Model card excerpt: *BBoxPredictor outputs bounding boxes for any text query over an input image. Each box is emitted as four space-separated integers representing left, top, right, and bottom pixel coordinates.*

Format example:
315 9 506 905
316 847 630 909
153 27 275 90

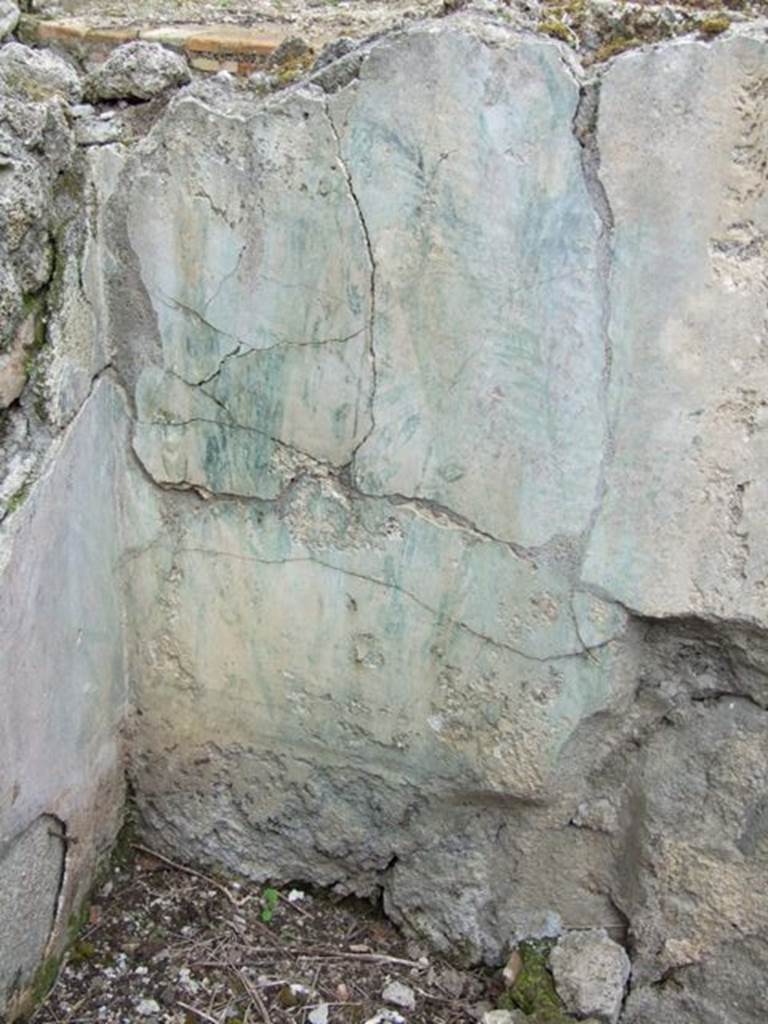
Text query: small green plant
260 887 279 924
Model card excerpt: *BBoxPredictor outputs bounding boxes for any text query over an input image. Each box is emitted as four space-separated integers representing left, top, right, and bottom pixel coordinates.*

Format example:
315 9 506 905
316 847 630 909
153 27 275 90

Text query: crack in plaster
195 324 368 389
192 187 237 230
323 98 378 463
154 286 368 389
361 490 543 567
134 413 337 469
572 75 617 540
202 241 247 312
567 74 623 648
165 543 608 664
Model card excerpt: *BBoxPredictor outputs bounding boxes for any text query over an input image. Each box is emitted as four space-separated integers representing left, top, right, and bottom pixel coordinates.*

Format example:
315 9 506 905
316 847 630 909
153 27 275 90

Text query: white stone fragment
550 929 630 1024
308 1004 330 1024
382 981 416 1011
482 1012 525 1024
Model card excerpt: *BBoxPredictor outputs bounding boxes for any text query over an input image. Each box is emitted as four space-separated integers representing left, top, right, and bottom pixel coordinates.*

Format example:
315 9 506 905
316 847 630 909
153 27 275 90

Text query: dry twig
132 843 255 909
177 1000 221 1024
297 951 425 968
236 968 274 1024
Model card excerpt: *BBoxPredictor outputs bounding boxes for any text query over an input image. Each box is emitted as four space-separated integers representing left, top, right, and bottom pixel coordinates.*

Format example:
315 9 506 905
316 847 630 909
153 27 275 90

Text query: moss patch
30 953 63 1006
274 51 315 86
6 481 31 515
700 15 731 33
592 35 642 62
498 940 570 1023
69 939 97 964
538 19 575 44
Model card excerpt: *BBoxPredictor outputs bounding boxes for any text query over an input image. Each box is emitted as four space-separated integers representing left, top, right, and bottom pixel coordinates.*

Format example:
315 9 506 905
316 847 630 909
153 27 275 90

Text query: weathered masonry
1 10 767 1022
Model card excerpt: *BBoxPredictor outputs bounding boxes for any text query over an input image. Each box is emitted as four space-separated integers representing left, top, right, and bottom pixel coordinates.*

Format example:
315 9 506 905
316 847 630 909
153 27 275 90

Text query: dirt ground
31 844 500 1024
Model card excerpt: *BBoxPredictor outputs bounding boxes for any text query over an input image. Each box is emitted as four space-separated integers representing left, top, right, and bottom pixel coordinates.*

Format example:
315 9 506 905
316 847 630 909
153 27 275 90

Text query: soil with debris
31 845 500 1024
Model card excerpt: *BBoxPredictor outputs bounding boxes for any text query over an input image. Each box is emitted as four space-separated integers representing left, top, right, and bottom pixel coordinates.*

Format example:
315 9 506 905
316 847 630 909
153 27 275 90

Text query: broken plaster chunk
550 929 631 1024
85 41 190 102
382 980 416 1010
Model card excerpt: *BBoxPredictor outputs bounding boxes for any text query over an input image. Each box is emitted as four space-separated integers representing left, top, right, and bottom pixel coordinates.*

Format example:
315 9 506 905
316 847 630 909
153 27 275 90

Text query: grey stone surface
339 23 606 547
0 1 18 41
582 31 768 626
613 695 768 980
0 263 21 353
0 67 73 349
0 312 34 409
85 41 190 102
0 381 127 1017
621 934 768 1024
0 816 65 1006
0 43 81 103
551 929 630 1023
0 77 114 523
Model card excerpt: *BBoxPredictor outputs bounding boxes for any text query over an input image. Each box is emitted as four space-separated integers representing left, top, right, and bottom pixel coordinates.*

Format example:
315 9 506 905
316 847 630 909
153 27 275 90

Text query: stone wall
0 380 127 1017
1 8 767 1022
0 30 128 1016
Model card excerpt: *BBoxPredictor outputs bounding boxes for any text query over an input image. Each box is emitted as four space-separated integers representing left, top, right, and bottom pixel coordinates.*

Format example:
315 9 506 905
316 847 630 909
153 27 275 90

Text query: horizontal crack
135 414 339 470
168 544 593 664
361 490 542 566
154 292 367 387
